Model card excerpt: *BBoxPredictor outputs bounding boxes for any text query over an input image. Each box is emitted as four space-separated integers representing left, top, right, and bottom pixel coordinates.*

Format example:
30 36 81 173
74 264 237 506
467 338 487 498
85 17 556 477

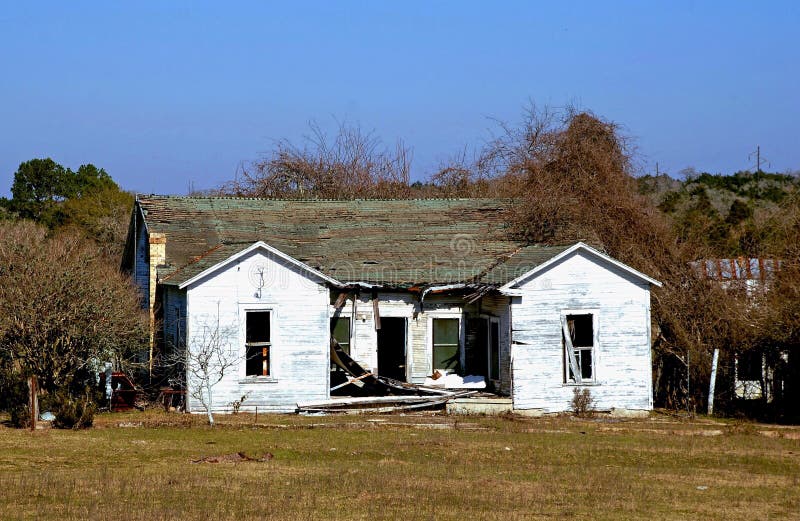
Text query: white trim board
178 241 344 290
499 242 662 292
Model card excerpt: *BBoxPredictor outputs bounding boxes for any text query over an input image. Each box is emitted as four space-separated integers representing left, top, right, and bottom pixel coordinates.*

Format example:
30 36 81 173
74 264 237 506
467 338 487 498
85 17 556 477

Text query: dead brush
570 387 596 418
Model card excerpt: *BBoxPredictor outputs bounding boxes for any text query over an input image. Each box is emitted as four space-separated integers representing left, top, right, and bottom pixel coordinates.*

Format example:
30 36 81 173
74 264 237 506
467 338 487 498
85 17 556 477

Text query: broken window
331 317 351 355
433 318 460 372
245 311 271 376
563 313 594 384
489 319 500 380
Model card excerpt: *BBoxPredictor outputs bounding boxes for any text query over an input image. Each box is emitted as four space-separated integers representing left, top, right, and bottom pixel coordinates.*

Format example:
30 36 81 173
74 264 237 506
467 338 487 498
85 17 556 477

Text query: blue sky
1 1 798 196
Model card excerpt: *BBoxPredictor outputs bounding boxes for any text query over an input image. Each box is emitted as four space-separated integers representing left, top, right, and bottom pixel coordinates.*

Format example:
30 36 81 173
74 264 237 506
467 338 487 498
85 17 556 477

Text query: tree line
0 159 147 428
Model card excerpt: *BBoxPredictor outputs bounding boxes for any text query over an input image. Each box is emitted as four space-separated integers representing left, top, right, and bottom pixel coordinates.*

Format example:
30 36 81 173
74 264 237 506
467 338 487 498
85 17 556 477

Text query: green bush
52 392 95 429
3 378 32 428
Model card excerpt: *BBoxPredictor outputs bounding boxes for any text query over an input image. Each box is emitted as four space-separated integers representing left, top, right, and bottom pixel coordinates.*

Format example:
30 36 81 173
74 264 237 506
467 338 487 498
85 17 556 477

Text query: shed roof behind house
136 195 573 287
690 258 782 282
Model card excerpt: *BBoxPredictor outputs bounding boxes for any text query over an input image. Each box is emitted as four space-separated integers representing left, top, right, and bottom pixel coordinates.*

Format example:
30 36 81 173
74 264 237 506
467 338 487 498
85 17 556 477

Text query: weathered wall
510 250 653 412
161 285 187 357
133 211 149 309
185 247 330 413
475 294 512 395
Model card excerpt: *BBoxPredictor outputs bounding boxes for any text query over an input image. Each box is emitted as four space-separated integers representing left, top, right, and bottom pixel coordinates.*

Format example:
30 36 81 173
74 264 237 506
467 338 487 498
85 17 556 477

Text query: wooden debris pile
297 340 476 414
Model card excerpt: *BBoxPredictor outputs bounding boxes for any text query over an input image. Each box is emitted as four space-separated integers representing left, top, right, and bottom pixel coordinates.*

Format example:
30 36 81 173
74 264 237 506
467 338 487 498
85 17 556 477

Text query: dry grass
0 411 798 520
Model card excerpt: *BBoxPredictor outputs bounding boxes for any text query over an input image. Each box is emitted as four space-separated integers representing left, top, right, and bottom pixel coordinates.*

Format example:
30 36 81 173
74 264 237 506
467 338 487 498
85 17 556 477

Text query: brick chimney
148 232 166 376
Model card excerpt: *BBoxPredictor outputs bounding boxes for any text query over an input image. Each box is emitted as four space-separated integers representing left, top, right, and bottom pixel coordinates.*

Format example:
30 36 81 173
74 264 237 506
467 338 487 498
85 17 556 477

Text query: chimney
148 232 166 377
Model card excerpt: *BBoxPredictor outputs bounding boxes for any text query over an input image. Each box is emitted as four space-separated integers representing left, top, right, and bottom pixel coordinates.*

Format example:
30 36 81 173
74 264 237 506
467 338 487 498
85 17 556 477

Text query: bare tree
0 221 148 395
165 303 239 427
480 104 761 412
226 120 413 199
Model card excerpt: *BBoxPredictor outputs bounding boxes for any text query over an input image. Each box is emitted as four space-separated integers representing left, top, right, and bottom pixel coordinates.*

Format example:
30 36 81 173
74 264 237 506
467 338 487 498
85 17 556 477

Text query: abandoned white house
122 196 661 414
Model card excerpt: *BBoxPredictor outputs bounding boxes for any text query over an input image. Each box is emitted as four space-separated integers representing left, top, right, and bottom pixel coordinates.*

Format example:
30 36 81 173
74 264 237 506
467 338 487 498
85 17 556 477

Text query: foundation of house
446 397 513 415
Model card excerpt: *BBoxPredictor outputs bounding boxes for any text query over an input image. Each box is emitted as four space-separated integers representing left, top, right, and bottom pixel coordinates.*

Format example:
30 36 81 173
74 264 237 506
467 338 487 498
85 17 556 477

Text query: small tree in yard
173 306 239 427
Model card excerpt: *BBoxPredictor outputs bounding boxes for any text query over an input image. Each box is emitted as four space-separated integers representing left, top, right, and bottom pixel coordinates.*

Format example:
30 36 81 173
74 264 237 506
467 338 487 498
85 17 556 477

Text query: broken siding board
372 292 381 330
510 250 653 412
184 248 330 413
409 314 428 383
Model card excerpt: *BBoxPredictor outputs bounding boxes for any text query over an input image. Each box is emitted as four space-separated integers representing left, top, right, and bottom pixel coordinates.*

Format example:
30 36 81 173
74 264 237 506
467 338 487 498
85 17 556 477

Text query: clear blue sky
1 1 798 196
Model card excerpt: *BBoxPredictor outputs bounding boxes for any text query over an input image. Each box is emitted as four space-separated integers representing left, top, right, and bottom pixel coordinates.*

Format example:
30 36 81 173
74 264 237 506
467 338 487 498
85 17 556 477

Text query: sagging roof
135 195 574 288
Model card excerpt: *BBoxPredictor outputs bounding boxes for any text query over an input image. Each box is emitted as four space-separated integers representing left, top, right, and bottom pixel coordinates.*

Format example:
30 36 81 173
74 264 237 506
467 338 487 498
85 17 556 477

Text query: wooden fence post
708 348 719 416
28 376 38 431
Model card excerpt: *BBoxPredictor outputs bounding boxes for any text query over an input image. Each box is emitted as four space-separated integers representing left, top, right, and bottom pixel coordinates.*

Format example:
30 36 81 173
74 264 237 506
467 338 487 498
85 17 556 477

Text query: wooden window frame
561 310 598 385
240 306 277 380
330 316 352 355
431 316 462 374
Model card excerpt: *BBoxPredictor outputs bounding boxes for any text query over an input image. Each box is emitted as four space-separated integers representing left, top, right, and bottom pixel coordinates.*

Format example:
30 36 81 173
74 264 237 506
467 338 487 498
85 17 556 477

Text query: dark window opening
465 318 488 376
246 311 271 376
564 314 594 383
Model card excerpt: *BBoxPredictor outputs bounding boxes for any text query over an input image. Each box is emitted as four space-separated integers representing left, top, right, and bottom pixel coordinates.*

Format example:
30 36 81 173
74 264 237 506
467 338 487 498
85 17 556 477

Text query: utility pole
749 145 770 173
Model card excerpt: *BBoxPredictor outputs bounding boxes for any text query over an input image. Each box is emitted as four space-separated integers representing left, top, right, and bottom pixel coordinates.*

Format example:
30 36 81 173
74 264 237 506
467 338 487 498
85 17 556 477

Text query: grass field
0 411 798 520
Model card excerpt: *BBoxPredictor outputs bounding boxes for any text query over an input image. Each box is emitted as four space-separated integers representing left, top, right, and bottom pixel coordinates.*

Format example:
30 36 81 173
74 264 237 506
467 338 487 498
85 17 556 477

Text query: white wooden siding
185 247 330 413
510 249 653 412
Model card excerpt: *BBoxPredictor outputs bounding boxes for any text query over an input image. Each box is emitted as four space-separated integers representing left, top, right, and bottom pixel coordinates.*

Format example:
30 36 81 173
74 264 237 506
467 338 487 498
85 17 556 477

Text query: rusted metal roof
690 258 782 282
137 195 570 288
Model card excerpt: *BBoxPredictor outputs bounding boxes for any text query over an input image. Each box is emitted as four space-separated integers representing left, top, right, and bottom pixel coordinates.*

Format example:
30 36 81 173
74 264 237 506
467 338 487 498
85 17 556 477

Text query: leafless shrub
570 387 595 418
0 221 148 394
230 393 250 414
226 121 412 199
160 305 239 427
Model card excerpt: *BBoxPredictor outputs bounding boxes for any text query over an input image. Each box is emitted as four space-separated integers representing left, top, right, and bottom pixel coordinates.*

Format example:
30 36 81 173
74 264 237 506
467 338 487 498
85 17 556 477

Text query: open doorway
465 316 500 386
377 317 407 381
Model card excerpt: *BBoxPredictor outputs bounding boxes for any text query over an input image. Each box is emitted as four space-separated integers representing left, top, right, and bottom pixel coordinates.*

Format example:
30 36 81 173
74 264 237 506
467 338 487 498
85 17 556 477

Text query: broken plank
372 291 381 330
334 292 349 309
330 372 374 391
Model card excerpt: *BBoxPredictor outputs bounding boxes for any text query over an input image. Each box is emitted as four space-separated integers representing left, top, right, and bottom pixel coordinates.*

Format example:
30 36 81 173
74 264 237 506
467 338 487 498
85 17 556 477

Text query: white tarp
423 374 486 389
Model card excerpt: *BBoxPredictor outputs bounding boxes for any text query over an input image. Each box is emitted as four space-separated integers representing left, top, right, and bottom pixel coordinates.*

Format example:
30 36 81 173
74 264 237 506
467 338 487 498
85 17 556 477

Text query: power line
748 145 771 173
